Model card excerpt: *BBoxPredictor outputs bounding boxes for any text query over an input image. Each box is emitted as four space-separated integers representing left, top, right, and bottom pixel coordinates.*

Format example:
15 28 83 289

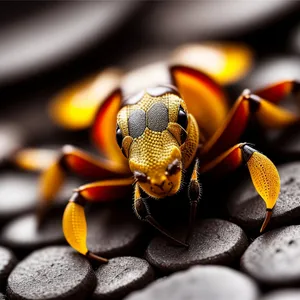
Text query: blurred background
0 0 300 161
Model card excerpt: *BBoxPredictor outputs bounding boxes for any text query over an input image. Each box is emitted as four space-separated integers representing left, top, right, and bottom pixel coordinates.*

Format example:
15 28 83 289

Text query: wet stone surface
125 265 259 300
266 124 300 161
145 219 248 273
261 289 300 300
241 225 300 286
228 162 300 233
0 212 65 256
0 246 17 292
0 173 38 224
87 206 145 258
0 293 5 300
92 256 154 300
7 246 96 300
0 124 25 166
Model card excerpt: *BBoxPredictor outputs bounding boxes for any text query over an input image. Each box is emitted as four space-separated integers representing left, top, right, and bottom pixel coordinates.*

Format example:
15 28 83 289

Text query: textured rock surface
7 246 96 300
228 163 300 232
92 256 154 300
145 219 248 272
0 213 65 254
87 207 145 258
0 247 17 292
125 265 259 300
0 173 38 223
241 225 300 286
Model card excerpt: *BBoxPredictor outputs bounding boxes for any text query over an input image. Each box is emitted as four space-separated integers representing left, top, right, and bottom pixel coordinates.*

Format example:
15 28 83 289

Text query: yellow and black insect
14 64 300 263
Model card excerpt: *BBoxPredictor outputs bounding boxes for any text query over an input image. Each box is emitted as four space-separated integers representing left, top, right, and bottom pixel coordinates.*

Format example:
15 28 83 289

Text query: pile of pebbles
1 160 300 299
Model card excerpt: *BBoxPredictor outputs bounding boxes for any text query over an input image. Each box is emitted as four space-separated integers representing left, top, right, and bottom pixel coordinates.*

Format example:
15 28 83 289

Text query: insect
14 64 299 263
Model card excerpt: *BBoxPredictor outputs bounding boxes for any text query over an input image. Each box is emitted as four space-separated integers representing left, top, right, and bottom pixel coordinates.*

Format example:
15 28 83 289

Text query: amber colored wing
170 65 229 139
91 88 128 169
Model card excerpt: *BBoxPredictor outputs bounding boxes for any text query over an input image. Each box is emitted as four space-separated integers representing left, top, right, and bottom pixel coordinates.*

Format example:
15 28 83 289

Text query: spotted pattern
128 109 146 139
148 102 169 132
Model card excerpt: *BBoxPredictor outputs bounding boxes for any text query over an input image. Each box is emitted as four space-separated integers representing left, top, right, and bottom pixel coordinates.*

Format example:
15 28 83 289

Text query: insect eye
116 125 123 148
177 106 188 130
134 171 148 183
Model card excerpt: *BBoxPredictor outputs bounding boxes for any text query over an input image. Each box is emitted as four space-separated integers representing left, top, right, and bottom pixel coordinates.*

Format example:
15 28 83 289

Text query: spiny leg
200 87 299 162
16 145 130 225
201 143 280 232
254 80 300 104
186 158 201 243
133 183 188 247
63 178 133 262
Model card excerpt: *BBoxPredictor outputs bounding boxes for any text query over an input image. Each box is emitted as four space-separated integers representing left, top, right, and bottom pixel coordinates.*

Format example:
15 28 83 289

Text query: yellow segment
14 148 58 171
49 68 122 130
63 202 88 255
39 162 65 202
171 42 253 84
256 100 298 129
247 152 280 210
173 69 228 138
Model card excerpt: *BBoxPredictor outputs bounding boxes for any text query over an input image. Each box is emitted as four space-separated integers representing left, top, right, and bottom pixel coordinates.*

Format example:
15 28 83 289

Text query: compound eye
116 125 123 148
178 106 188 130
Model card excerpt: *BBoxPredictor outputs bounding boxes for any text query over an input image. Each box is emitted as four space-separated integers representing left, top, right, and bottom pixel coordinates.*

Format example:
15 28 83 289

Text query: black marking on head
128 109 146 138
147 102 169 132
146 84 180 97
116 125 123 148
177 105 188 130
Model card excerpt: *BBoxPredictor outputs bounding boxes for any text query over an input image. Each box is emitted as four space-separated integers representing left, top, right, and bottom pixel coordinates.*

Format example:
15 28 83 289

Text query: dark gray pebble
7 246 96 300
0 173 38 224
87 207 145 258
92 257 154 300
0 293 6 300
261 289 300 300
241 225 300 286
0 212 65 255
267 124 300 160
145 219 248 273
228 162 300 232
0 246 17 292
0 124 25 166
125 265 259 300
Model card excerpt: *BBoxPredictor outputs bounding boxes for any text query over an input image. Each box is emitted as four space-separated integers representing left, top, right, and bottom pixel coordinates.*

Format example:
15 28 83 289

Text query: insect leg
63 178 133 262
201 143 280 233
133 184 188 248
186 158 201 243
13 145 130 226
199 83 300 162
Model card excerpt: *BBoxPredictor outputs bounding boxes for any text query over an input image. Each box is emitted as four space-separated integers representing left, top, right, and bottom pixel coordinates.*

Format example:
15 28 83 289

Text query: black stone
241 225 300 286
92 257 154 300
7 246 96 300
147 102 168 132
145 219 248 273
87 206 145 258
0 173 38 224
0 246 17 292
124 265 259 300
0 212 65 256
261 289 300 300
0 293 6 300
228 162 300 232
266 124 300 161
0 124 25 166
